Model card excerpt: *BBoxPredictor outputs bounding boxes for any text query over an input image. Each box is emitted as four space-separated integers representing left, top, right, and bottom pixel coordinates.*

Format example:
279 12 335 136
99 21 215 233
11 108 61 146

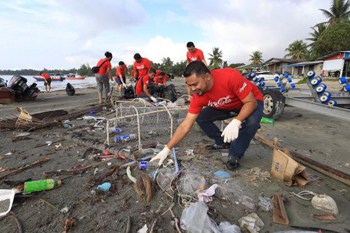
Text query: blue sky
0 0 331 70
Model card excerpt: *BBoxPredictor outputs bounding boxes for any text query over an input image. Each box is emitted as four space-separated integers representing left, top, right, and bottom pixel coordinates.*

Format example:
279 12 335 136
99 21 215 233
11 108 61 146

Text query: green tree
208 47 223 69
171 60 186 77
249 51 263 66
284 40 309 60
313 21 350 57
160 57 174 73
307 23 327 49
320 0 350 25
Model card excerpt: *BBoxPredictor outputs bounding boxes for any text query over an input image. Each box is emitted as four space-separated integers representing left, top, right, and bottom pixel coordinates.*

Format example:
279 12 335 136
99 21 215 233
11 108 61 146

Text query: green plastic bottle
261 117 275 124
24 179 62 194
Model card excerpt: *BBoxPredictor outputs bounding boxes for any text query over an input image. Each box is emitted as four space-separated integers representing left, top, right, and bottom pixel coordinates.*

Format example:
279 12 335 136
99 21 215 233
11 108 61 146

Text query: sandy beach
0 78 349 232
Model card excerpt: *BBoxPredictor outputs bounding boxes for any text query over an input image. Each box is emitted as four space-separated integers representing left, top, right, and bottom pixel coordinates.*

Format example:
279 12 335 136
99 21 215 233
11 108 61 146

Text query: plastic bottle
139 161 159 170
115 134 137 142
108 127 123 134
198 176 206 190
261 117 275 124
24 179 62 194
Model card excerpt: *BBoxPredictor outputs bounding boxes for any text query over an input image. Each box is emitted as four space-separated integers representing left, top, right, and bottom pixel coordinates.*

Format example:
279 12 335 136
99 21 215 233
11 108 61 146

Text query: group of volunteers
94 41 264 171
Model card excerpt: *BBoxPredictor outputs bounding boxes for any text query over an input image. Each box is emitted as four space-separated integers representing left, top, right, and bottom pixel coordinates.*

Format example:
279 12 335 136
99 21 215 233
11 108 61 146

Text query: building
318 51 350 78
283 60 323 77
262 58 296 74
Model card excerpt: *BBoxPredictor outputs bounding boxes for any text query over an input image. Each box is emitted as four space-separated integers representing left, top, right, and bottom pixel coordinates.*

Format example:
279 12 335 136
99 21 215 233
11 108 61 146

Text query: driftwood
254 133 350 186
0 158 49 181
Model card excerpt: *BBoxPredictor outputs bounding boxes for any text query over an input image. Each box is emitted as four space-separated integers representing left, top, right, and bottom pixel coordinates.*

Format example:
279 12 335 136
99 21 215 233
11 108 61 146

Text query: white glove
150 96 158 103
221 119 242 143
123 83 127 88
150 146 171 165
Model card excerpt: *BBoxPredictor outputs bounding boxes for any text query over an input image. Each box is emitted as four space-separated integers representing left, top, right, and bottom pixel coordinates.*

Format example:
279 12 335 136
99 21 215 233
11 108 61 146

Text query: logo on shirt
190 57 198 61
239 82 247 93
136 65 145 69
208 96 232 108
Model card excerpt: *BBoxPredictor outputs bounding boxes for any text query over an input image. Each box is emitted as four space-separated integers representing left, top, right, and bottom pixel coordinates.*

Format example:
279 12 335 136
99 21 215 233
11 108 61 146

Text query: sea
1 75 97 92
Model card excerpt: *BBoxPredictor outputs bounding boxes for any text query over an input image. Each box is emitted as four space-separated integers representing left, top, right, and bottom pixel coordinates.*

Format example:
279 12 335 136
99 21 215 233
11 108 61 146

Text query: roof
317 51 350 60
283 60 323 68
262 58 296 66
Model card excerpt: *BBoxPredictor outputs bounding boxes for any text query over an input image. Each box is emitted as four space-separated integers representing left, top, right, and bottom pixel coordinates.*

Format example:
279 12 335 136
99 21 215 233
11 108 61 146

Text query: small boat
33 74 65 81
64 73 85 80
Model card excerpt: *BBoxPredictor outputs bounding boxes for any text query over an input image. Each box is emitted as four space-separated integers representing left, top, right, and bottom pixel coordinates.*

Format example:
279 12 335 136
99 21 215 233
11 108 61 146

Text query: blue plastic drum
320 91 332 103
344 84 350 92
274 76 279 82
280 87 285 92
315 83 327 93
277 82 282 87
327 100 337 107
307 70 315 78
310 77 322 86
287 77 293 83
338 77 347 84
290 83 296 89
259 81 266 87
253 77 259 82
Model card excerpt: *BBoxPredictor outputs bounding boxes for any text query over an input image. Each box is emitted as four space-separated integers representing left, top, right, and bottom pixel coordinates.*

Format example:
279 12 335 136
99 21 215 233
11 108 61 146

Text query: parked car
256 71 279 81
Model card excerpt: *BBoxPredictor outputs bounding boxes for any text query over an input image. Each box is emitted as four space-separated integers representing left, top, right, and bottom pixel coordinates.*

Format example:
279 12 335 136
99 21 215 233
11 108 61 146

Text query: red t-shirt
96 58 111 75
188 68 263 114
154 76 166 85
186 48 205 63
135 75 152 95
41 73 51 80
116 64 127 76
133 58 152 78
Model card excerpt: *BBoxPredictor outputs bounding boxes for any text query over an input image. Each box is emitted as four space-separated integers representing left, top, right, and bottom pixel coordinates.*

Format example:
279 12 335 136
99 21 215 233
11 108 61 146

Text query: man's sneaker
226 158 240 170
207 143 230 151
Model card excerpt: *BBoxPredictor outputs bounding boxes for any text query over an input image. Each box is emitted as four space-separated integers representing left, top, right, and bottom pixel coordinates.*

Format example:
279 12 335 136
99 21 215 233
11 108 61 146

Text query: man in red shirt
133 53 152 81
154 71 167 98
186 42 208 101
39 72 52 92
135 68 158 103
115 61 128 96
95 51 113 104
151 61 264 170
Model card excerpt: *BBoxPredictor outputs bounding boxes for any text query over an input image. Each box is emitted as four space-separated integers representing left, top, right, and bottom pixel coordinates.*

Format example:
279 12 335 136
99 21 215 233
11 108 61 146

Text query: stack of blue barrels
306 70 336 106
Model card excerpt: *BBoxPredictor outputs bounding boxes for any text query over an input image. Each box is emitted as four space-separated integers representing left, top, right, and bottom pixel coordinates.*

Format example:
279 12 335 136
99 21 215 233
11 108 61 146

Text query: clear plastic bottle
108 127 123 134
139 161 159 170
198 176 206 190
115 134 137 142
24 179 62 194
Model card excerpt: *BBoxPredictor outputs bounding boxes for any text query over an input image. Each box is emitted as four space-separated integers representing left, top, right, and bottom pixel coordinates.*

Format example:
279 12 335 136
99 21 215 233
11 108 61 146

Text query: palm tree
249 51 263 66
208 47 223 69
307 23 327 48
320 0 350 25
284 40 309 60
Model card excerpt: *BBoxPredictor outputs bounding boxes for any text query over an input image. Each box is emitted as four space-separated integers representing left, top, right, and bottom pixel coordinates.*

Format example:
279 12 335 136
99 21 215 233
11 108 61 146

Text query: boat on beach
33 74 65 81
64 73 85 80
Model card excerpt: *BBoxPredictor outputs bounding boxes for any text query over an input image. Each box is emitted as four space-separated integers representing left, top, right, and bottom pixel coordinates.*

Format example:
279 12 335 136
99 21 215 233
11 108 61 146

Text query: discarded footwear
207 143 230 151
226 158 240 170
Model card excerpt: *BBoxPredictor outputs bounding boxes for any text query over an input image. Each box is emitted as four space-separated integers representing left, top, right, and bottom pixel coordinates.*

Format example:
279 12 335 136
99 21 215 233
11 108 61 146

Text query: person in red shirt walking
185 42 208 101
115 61 128 96
151 61 263 170
133 53 152 81
94 51 113 104
39 72 52 92
135 68 158 103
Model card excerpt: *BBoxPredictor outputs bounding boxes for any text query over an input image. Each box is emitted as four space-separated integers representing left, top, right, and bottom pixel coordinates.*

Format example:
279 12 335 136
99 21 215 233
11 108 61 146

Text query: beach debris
96 182 111 192
135 174 154 204
61 206 70 213
0 158 49 181
313 214 336 221
311 194 338 215
24 179 62 194
14 132 31 138
46 141 52 146
62 120 73 128
272 194 289 225
64 218 77 233
219 221 241 233
126 166 137 183
245 167 271 183
0 167 9 172
197 184 218 203
257 196 272 212
213 170 231 179
82 115 106 121
5 152 12 156
238 212 264 233
137 224 148 233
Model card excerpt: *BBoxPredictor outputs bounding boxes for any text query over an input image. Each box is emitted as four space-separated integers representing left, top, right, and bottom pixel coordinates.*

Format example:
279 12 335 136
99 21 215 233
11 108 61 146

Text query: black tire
262 89 285 119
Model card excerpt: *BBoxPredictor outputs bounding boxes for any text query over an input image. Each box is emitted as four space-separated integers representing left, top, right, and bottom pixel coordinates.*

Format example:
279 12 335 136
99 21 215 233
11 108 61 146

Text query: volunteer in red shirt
40 72 52 92
135 68 158 103
185 41 208 101
94 51 113 104
115 61 128 96
151 61 264 170
133 53 152 80
154 71 167 98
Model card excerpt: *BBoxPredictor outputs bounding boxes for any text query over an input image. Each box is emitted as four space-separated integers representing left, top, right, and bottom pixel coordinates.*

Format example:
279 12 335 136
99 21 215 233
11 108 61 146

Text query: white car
256 71 279 81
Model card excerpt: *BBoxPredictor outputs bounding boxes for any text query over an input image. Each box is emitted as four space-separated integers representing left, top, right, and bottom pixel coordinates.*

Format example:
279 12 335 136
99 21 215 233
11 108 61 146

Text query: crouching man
151 61 263 170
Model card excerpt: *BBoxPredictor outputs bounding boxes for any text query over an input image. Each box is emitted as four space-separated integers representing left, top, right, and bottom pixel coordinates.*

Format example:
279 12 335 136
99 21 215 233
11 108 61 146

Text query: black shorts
44 78 52 86
116 76 126 85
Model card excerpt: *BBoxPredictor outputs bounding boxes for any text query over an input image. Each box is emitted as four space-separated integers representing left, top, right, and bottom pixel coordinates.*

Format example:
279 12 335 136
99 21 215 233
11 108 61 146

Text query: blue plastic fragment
97 182 111 191
213 170 231 179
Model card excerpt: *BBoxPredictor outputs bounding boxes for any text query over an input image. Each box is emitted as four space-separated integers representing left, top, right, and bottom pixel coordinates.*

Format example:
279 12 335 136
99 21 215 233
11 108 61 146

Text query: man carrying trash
151 61 263 170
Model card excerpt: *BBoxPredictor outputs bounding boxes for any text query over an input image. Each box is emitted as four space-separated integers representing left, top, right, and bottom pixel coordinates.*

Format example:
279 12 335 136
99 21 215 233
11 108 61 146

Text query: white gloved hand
150 96 158 103
221 119 242 143
123 83 127 88
150 146 171 165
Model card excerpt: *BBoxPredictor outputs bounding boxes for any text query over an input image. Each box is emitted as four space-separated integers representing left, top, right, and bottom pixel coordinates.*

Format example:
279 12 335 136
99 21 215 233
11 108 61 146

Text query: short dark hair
105 51 112 58
186 41 195 47
134 53 142 60
149 68 156 74
119 61 125 65
183 60 210 78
